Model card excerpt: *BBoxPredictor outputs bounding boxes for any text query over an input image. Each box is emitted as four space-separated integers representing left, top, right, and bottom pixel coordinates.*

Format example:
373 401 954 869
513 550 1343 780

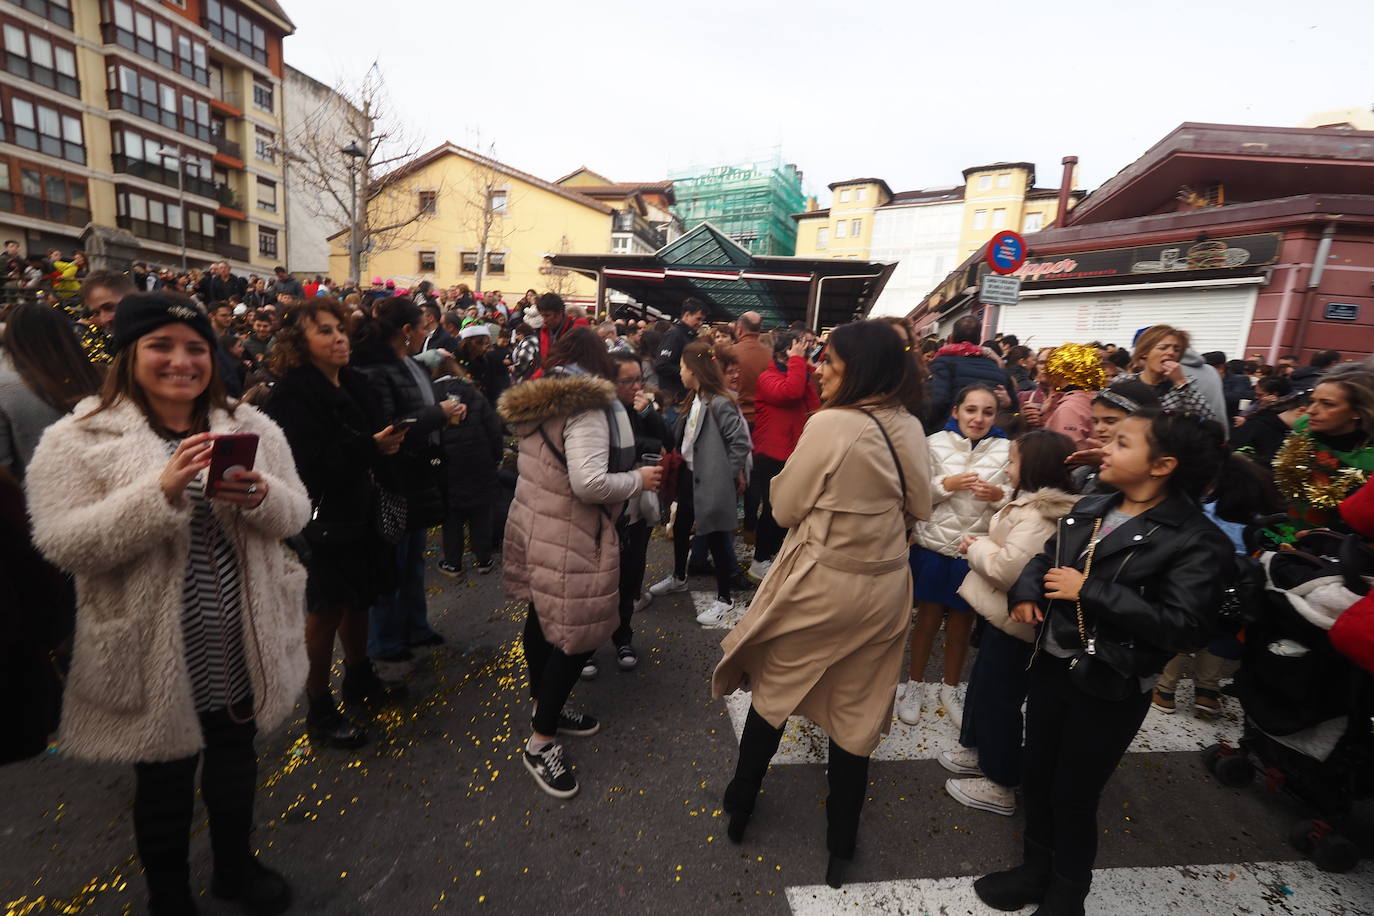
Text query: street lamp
156 145 197 273
341 140 366 286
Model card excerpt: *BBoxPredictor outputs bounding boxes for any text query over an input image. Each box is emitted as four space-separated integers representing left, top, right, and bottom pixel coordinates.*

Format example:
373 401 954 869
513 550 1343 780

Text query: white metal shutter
998 283 1259 356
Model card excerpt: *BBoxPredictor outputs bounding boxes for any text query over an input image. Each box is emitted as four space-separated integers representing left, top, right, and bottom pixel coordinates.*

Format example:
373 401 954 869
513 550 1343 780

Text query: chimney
1055 156 1078 228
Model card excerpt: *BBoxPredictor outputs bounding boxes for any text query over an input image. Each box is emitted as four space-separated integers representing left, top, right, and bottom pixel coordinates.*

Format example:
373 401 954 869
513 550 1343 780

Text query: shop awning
546 222 895 330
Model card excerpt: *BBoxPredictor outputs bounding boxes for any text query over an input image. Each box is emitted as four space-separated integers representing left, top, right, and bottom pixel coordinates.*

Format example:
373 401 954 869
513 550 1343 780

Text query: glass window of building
850 218 862 236
418 189 436 213
856 187 866 201
996 173 1011 188
205 0 268 65
5 0 72 28
489 189 507 212
259 226 277 258
978 175 992 191
835 220 847 239
972 209 988 229
418 250 436 272
2 20 80 96
460 250 478 273
254 126 273 162
487 251 506 274
838 189 850 203
816 227 828 249
1023 211 1043 232
255 176 276 212
252 79 272 112
992 208 1006 229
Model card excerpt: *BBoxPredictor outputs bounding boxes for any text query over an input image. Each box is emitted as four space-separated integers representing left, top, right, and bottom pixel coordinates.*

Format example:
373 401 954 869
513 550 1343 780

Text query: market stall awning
546 223 895 329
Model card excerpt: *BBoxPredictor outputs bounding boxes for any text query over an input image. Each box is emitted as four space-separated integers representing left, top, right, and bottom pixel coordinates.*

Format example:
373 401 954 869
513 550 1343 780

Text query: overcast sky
283 0 1373 204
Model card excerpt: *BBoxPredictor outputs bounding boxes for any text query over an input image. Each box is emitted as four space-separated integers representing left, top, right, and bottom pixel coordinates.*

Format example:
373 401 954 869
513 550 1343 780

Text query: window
838 189 850 203
418 189 436 213
255 176 276 212
816 226 828 250
489 189 507 212
460 250 478 273
105 61 210 141
1023 211 1044 232
3 0 71 29
834 220 847 239
487 251 506 274
111 126 213 196
992 208 1006 229
611 236 629 253
258 226 277 258
850 218 862 236
100 1 209 84
0 156 89 224
3 89 84 164
2 20 79 97
996 173 1011 188
418 249 436 272
977 175 992 191
204 0 268 65
972 209 988 229
117 186 214 245
856 187 866 201
254 126 273 162
252 79 272 112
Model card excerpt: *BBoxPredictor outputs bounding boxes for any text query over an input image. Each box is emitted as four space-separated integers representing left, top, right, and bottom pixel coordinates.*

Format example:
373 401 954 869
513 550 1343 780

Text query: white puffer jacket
912 427 1011 557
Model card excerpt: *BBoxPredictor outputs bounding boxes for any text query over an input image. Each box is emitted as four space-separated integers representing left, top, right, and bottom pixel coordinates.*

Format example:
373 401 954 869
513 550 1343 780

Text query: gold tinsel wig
1044 343 1107 391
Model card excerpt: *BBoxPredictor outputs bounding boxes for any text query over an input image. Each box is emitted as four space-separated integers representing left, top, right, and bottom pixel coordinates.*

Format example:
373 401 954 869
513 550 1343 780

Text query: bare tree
286 62 437 284
451 135 532 294
540 234 580 300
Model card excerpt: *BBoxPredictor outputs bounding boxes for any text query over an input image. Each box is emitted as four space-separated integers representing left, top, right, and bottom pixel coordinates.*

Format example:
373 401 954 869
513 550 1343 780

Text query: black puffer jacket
351 339 446 528
433 376 503 509
1009 492 1235 679
925 350 1017 430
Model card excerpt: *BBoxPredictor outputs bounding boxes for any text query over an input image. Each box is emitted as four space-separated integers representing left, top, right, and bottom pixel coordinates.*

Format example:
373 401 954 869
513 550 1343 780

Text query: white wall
283 66 355 277
868 200 963 317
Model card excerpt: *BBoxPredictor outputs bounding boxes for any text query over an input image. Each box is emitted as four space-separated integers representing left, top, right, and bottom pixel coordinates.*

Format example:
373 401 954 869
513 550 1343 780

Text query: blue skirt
909 545 973 612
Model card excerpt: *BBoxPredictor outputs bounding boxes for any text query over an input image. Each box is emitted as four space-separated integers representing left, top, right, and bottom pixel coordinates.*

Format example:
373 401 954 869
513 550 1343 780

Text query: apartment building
0 0 293 273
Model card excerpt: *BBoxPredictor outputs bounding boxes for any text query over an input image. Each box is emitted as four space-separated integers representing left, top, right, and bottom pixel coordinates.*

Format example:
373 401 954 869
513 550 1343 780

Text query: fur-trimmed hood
1006 486 1079 520
497 374 615 432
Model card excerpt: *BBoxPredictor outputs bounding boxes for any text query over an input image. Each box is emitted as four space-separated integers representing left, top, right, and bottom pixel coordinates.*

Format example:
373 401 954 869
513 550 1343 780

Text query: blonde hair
1132 325 1192 364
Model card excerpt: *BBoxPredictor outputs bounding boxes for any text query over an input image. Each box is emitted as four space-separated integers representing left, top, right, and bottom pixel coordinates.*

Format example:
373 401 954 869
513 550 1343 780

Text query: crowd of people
5 263 1374 915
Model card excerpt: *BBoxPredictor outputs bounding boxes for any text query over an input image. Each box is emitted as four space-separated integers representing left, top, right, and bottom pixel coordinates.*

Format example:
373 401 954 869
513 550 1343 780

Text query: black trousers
443 502 493 566
1022 654 1151 882
727 705 870 859
614 519 651 647
959 624 1033 787
751 454 788 563
133 701 257 914
671 473 734 601
523 603 591 736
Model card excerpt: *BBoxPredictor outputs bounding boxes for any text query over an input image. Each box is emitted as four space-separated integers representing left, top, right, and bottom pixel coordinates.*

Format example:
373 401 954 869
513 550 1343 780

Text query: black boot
146 870 198 916
825 855 849 890
306 693 367 749
1031 874 1090 916
973 835 1054 911
822 739 869 889
722 706 784 844
340 661 408 706
212 857 292 916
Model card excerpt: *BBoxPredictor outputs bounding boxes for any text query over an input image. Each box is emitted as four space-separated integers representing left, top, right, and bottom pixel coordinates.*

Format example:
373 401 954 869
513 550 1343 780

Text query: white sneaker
649 575 688 597
896 680 925 725
937 746 983 776
939 683 964 724
746 558 772 584
695 598 733 626
633 590 653 614
945 777 1015 816
580 656 599 680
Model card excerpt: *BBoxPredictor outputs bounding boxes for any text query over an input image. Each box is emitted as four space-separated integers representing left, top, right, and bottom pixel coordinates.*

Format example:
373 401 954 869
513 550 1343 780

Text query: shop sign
980 275 1022 306
1003 233 1282 284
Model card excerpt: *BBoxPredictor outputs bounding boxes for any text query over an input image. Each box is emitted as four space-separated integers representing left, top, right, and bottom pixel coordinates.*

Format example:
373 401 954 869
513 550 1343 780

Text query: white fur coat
25 397 310 764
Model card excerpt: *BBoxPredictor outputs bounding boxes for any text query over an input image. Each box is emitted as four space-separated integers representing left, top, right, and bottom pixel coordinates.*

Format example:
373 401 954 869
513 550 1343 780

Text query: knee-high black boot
723 705 784 843
824 740 870 889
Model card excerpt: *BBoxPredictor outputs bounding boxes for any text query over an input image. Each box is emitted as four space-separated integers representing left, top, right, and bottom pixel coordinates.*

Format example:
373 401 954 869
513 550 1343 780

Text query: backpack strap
537 421 615 523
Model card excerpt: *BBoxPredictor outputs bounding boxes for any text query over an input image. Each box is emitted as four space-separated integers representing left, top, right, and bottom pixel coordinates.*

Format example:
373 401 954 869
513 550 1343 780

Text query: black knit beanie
111 292 218 355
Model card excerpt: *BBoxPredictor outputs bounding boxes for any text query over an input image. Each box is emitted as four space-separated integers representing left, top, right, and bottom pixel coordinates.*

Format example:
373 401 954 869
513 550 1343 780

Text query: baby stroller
1202 528 1374 873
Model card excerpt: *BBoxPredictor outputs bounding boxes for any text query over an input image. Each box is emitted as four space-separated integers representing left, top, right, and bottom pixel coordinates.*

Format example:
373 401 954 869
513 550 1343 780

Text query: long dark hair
544 326 615 380
352 296 420 356
1012 429 1075 497
823 320 923 412
1136 408 1279 520
2 302 103 411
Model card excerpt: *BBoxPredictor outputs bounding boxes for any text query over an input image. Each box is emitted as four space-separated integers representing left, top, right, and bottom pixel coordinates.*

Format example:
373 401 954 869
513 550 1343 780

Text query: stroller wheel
1312 834 1361 873
1214 753 1255 788
1289 818 1322 854
1202 743 1230 774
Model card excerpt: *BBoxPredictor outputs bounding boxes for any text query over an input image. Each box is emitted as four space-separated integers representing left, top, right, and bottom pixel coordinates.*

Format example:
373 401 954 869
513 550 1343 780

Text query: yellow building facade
330 143 613 300
956 162 1071 259
793 178 892 259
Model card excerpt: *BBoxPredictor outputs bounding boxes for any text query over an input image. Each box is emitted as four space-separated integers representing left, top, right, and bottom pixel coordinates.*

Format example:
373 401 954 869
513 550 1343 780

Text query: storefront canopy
546 223 895 330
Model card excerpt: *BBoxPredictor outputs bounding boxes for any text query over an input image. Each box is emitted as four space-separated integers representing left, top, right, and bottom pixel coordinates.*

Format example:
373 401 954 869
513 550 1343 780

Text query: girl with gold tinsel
1264 361 1374 544
1038 343 1107 451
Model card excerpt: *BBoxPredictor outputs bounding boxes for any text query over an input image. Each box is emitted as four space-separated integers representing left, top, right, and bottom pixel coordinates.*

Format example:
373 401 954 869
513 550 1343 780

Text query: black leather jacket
1009 492 1235 678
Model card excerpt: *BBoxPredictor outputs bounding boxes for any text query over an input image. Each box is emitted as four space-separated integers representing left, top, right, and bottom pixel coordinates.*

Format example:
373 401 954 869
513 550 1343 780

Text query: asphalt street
3 531 1372 915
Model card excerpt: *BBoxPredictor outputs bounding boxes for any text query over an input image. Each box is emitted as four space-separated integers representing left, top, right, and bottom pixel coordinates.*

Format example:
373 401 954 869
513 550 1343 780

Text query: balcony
0 190 89 226
2 54 80 98
116 214 214 252
111 154 218 200
213 238 248 261
210 88 242 117
215 182 243 211
612 210 664 251
106 90 211 142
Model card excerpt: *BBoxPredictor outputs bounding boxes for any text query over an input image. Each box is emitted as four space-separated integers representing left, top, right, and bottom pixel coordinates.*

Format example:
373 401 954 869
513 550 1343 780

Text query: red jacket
533 314 589 378
753 356 820 462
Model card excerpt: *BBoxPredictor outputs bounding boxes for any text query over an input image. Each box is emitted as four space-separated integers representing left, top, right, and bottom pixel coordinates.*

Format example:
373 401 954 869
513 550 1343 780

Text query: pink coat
1044 389 1096 451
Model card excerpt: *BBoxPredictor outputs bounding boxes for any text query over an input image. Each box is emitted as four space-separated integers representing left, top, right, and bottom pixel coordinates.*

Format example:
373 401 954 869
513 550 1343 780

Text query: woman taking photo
712 320 930 890
264 297 408 749
974 410 1240 915
351 297 463 661
499 327 661 799
648 340 753 625
26 292 311 916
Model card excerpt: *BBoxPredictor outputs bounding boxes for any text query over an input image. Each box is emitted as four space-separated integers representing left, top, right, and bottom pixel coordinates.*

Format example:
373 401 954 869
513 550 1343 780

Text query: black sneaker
211 857 292 916
474 559 496 575
617 644 638 670
438 561 464 578
531 710 601 737
306 696 368 749
522 741 579 799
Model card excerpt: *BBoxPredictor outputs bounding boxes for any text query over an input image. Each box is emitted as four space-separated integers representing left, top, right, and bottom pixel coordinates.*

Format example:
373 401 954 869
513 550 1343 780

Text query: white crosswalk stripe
785 859 1374 915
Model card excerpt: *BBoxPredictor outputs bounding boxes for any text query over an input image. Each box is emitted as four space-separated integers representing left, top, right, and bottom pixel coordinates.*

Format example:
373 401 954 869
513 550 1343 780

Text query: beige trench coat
711 405 931 756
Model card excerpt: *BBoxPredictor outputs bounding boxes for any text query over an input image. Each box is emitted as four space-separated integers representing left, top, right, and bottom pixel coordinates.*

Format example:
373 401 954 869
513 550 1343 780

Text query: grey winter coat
0 352 62 476
676 393 752 535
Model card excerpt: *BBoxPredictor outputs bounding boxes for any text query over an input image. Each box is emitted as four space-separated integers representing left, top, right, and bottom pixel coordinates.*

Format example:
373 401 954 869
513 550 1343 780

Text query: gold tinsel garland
1272 430 1368 509
1044 343 1107 391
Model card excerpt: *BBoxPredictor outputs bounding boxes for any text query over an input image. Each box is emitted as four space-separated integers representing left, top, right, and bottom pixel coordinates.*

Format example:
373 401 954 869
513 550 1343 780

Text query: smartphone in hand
206 433 258 495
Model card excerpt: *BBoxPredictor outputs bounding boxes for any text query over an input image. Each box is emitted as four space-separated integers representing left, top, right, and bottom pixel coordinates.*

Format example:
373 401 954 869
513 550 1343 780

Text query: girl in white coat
899 384 1010 725
26 293 310 916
